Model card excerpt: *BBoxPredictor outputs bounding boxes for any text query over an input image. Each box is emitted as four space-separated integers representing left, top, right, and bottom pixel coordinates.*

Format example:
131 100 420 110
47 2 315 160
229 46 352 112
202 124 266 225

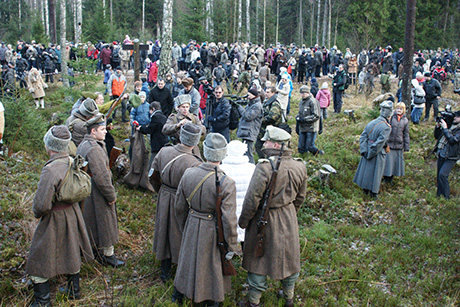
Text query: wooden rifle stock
254 143 284 258
215 167 237 276
109 146 122 170
105 87 127 119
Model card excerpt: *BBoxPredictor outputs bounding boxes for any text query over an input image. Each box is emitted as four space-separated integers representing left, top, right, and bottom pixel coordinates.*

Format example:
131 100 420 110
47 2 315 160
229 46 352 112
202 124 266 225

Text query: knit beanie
248 87 259 97
180 123 202 147
79 98 99 117
204 133 228 162
43 125 71 152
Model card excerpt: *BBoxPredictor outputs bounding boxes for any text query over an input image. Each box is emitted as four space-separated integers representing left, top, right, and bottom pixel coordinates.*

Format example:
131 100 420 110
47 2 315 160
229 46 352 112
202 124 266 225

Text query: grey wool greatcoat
353 116 392 194
174 163 238 303
26 152 93 279
77 134 118 248
151 144 202 263
238 148 308 280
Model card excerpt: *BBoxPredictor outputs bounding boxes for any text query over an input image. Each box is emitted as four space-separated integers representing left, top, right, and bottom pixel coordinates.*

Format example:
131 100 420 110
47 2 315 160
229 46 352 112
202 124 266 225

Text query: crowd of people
2 36 460 307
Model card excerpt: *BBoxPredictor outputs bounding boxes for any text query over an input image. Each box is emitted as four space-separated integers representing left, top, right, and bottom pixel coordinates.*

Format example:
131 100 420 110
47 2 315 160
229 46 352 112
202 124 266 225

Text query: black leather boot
31 281 52 306
59 273 80 299
101 254 125 267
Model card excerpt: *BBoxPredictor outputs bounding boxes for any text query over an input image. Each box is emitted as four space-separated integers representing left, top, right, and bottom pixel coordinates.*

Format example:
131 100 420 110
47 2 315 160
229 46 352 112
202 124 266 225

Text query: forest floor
1 72 460 306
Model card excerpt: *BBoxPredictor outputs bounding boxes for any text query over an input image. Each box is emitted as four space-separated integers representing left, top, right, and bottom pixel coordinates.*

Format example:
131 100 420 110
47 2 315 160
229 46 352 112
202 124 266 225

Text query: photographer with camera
434 110 460 199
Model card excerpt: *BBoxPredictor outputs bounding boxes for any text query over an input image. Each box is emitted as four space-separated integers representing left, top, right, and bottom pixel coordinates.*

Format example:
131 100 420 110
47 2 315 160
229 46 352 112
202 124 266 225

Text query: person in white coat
220 140 256 246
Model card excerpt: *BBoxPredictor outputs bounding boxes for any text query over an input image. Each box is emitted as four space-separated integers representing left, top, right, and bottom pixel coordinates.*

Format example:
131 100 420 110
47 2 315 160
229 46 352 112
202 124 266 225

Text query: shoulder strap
56 157 72 192
187 171 214 205
160 153 188 176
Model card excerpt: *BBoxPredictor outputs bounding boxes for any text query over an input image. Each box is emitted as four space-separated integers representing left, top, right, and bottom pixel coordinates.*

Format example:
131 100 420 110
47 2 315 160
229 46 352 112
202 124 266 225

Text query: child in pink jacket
316 82 331 119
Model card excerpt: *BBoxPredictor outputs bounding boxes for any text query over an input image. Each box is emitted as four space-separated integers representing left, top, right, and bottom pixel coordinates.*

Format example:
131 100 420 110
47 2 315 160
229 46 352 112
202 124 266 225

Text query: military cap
81 91 98 100
299 85 310 93
174 94 192 108
261 125 291 143
43 125 71 152
84 113 106 128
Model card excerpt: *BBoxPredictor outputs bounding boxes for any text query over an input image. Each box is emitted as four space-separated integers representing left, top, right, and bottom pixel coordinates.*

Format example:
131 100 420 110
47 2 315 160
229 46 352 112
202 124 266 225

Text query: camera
436 105 455 128
203 83 214 96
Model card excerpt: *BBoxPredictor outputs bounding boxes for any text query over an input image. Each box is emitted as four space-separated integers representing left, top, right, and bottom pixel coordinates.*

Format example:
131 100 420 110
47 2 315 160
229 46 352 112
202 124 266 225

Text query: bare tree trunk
310 0 314 46
276 0 279 43
322 0 327 46
110 0 113 26
328 0 331 47
76 0 82 44
401 0 417 111
19 0 22 33
206 0 211 33
142 0 145 35
246 0 251 41
263 0 266 46
256 0 259 42
44 0 49 36
299 0 303 44
334 2 339 46
233 0 237 42
316 0 320 44
442 0 450 46
49 0 57 43
73 0 77 40
238 0 242 41
209 0 214 37
103 0 106 19
60 0 70 88
159 0 173 79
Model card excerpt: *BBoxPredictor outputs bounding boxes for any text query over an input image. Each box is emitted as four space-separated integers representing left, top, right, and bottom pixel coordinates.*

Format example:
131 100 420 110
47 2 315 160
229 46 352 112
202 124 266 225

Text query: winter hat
203 133 228 162
321 82 328 89
84 113 106 130
380 100 393 118
311 78 317 84
129 94 142 108
299 85 310 93
261 125 291 143
415 72 423 80
411 79 419 88
139 91 146 98
424 71 431 77
180 122 202 147
174 94 192 108
248 87 259 97
226 140 248 157
79 98 99 117
43 125 71 153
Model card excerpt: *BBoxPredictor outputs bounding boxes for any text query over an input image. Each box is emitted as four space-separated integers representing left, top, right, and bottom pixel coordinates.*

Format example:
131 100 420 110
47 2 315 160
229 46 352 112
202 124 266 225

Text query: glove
43 83 48 89
29 88 35 93
361 152 368 159
225 251 235 261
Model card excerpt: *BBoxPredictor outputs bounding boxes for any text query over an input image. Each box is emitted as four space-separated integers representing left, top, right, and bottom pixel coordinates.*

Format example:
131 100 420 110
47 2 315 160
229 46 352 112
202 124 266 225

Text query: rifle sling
187 171 214 206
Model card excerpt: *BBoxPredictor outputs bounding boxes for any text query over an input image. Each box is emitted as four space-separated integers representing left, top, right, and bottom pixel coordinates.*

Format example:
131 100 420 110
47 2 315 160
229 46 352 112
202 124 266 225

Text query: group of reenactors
26 84 308 307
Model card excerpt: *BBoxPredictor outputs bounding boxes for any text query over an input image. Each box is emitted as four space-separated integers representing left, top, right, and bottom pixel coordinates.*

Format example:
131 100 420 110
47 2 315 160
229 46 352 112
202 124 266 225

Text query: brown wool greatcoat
76 134 118 248
66 113 88 147
151 144 202 263
174 163 238 303
26 152 93 278
238 148 308 280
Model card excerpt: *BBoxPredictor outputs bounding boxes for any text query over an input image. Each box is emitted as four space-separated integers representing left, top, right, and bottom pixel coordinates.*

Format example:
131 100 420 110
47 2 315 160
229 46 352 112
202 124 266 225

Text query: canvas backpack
112 47 121 62
54 155 92 204
229 102 241 130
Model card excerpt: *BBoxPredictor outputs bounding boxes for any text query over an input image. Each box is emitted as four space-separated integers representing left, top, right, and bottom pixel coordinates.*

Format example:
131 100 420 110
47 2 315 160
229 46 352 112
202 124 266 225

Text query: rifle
254 142 284 258
105 87 127 119
215 166 237 276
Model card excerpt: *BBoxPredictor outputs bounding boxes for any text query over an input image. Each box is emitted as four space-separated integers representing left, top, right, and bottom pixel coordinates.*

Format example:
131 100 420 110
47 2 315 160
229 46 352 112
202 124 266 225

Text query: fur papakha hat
79 98 99 117
204 133 227 162
180 123 202 147
43 125 71 152
174 94 192 108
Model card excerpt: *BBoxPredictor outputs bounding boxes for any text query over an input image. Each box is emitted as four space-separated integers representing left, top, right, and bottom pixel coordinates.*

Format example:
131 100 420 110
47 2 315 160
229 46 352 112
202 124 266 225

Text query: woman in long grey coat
174 133 238 305
26 126 93 306
383 102 410 183
353 101 393 197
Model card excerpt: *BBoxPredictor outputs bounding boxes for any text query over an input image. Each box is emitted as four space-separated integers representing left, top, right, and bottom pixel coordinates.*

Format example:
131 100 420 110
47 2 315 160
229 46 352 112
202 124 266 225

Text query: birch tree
49 0 56 43
44 0 49 36
322 0 327 46
19 0 22 32
76 0 82 44
142 0 145 35
263 0 266 46
238 0 242 41
276 0 279 43
299 0 303 44
316 0 321 44
328 0 331 47
158 0 173 79
256 0 259 42
246 0 250 41
60 0 70 88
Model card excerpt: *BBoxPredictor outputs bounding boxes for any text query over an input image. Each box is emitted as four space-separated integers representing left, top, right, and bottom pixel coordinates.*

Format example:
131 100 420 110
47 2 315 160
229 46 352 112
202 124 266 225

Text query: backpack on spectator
229 102 241 130
112 47 121 62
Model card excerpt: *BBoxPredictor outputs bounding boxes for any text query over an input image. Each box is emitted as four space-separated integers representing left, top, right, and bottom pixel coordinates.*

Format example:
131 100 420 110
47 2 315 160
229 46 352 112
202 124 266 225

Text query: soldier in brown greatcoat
76 114 124 267
238 126 308 307
150 123 203 283
162 94 206 156
65 98 99 147
26 125 93 306
173 133 238 306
